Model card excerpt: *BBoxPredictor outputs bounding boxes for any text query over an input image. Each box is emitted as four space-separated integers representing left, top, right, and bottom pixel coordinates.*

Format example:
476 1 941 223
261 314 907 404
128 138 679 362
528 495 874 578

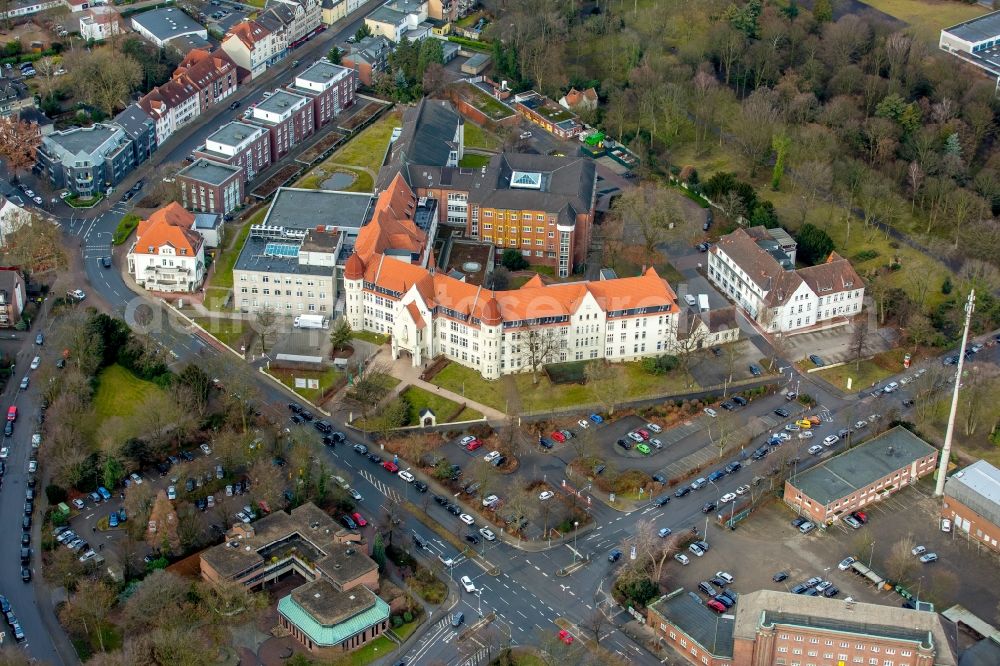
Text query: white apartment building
708 227 864 334
127 204 206 293
222 20 287 80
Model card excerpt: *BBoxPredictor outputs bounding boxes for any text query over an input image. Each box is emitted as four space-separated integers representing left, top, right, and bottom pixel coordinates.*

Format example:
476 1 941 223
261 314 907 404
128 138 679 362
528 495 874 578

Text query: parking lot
669 483 1000 621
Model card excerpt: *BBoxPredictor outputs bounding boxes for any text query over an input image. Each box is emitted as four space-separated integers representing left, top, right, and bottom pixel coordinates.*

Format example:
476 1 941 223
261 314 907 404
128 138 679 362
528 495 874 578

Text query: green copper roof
277 592 390 647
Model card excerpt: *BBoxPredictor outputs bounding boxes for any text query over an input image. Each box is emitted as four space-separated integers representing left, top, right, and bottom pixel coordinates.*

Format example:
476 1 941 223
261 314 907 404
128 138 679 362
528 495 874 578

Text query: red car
465 439 483 451
351 512 367 527
706 599 727 613
6 406 16 422
382 461 399 473
550 431 566 443
852 511 868 524
558 629 574 645
637 429 650 440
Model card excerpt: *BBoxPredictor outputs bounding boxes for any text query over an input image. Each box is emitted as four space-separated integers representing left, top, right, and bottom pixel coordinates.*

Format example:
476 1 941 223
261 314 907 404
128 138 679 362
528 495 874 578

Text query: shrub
403 611 413 623
500 248 529 271
46 484 68 505
641 354 679 375
797 393 816 406
613 575 658 608
392 615 403 628
942 277 953 295
795 223 835 265
853 249 879 262
113 213 141 245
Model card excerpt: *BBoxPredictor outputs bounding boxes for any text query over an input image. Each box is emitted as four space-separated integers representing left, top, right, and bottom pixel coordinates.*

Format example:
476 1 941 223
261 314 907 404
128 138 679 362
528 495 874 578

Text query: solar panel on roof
264 243 300 258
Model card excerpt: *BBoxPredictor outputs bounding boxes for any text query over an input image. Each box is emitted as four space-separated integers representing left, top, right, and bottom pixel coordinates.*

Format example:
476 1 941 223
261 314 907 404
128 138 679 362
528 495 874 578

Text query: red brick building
732 590 956 666
247 89 314 162
783 427 938 527
194 121 272 185
942 460 1000 553
647 589 735 666
287 59 355 129
177 159 244 215
172 49 239 115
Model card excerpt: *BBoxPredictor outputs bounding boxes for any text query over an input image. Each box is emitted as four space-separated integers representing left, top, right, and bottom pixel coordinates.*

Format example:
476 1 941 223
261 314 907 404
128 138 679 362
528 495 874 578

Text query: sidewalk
373 346 507 421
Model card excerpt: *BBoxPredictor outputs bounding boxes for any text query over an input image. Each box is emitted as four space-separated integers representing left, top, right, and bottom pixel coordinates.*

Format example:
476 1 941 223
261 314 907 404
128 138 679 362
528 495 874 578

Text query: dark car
101 256 112 268
752 446 769 460
21 516 29 530
654 495 670 507
616 438 632 450
289 414 303 424
539 437 554 449
314 420 332 433
791 517 808 527
446 504 462 516
451 612 464 627
823 586 840 598
772 571 788 582
809 354 825 367
299 410 314 422
674 486 691 498
652 473 666 484
195 498 207 511
713 594 734 609
837 428 850 439
20 567 30 583
702 502 717 513
4 421 12 437
790 583 809 594
724 462 742 474
322 435 337 446
367 453 382 464
465 534 480 545
340 515 357 530
749 364 762 376
433 495 448 506
413 481 428 493
229 100 241 109
20 533 29 546
608 549 622 562
331 431 346 443
180 450 194 462
732 396 748 406
707 470 726 482
774 408 790 418
288 402 302 413
721 401 735 411
131 179 144 192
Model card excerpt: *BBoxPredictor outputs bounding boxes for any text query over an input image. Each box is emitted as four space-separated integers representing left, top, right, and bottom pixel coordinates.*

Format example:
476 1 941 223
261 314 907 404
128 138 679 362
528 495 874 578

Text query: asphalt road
0 319 68 663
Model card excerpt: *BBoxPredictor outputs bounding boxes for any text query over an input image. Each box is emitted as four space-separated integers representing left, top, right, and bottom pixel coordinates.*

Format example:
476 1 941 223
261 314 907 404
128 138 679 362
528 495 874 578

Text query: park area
268 366 344 404
812 348 911 391
399 385 482 425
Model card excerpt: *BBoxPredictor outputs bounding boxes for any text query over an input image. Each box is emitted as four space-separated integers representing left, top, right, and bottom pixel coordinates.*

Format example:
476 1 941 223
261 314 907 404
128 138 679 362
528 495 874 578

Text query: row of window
240 300 326 312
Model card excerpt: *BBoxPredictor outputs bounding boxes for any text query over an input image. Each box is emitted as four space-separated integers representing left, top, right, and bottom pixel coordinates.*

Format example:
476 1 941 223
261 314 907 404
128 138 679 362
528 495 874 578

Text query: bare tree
516 327 560 385
345 361 394 418
0 116 41 182
885 536 918 583
254 306 278 354
610 182 688 262
849 318 870 370
581 608 609 645
585 361 628 416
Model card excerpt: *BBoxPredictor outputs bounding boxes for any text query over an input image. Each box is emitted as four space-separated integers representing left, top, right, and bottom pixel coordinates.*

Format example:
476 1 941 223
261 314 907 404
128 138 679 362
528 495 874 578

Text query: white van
684 294 697 307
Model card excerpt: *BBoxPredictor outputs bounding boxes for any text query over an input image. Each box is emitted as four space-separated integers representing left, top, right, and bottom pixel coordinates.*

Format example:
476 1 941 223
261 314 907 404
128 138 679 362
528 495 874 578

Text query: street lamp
868 540 876 568
573 520 579 562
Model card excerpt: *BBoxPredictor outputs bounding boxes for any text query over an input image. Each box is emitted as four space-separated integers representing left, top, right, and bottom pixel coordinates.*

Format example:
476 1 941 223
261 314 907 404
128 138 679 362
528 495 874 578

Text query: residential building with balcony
248 90 315 162
340 35 391 86
79 6 124 41
732 590 956 666
286 58 356 129
38 123 137 197
0 80 35 119
708 226 865 334
265 0 323 47
113 104 158 166
194 121 272 184
427 0 475 22
199 503 388 657
0 268 25 328
365 0 428 42
138 76 202 145
127 203 206 293
222 20 286 80
784 426 938 527
172 49 239 114
178 159 243 215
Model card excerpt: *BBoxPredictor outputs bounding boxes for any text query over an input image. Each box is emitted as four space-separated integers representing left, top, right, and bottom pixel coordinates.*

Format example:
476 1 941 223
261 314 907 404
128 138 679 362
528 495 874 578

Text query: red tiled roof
354 173 426 263
134 203 202 256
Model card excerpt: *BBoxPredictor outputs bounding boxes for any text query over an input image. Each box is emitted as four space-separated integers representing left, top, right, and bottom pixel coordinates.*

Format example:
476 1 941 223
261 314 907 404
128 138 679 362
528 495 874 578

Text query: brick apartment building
194 122 272 184
783 427 938 527
340 34 390 86
248 89 315 162
647 589 735 666
172 49 239 115
942 460 1000 553
0 268 26 328
177 159 244 215
732 590 956 666
286 58 356 129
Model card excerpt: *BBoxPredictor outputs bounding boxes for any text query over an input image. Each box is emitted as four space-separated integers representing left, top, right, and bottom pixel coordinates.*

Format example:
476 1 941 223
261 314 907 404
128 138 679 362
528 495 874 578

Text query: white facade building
708 227 864 334
127 203 206 293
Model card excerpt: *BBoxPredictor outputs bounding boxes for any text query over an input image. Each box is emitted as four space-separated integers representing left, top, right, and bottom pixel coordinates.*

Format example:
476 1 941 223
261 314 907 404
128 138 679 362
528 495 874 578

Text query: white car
735 484 750 495
460 575 477 593
79 550 97 563
838 556 856 570
807 444 823 455
798 431 814 439
627 431 644 442
823 435 839 446
482 494 499 507
31 433 41 448
19 376 28 390
200 443 212 455
785 423 800 432
941 519 952 533
71 499 85 510
519 131 532 139
911 545 926 556
459 513 475 525
348 488 362 501
539 490 554 501
68 289 86 300
646 423 662 433
479 527 496 541
29 356 40 370
167 485 176 500
459 435 477 446
674 553 690 565
0 447 8 459
689 543 705 557
27 460 36 473
720 492 737 504
883 382 899 393
483 451 501 463
577 419 590 429
704 407 718 417
398 470 415 483
650 438 663 449
715 571 734 584
129 473 143 485
774 432 791 441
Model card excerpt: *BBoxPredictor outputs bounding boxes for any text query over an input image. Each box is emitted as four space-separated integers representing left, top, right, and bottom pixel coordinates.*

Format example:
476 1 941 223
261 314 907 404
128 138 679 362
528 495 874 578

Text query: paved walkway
372 346 507 421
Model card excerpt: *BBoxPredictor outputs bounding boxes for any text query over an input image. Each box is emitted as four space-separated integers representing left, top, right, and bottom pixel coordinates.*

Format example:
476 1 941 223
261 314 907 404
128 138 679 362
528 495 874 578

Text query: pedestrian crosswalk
357 469 402 502
819 408 833 422
461 646 492 666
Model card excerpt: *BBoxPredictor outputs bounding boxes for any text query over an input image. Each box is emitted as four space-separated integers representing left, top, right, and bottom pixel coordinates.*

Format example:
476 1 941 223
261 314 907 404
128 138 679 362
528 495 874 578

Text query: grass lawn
294 166 374 193
400 385 482 424
327 634 398 666
207 213 258 291
463 122 501 150
269 366 343 403
458 153 491 168
432 360 696 413
192 316 249 349
93 364 164 420
352 330 390 345
861 0 987 45
318 109 402 172
812 348 911 392
457 82 516 120
393 618 421 641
